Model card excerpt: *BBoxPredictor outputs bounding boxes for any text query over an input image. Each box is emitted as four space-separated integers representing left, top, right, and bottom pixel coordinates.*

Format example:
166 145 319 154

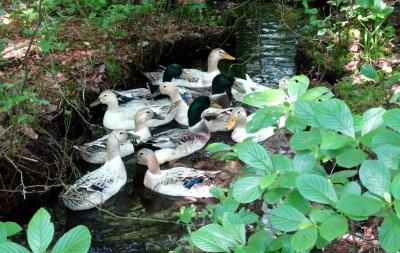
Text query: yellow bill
223 52 236 61
226 114 237 130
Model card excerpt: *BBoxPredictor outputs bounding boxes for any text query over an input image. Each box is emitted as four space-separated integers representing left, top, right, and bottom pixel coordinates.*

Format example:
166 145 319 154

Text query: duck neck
190 120 210 135
106 135 121 161
207 55 219 73
146 156 161 175
235 115 248 129
106 99 119 112
135 119 147 131
169 90 182 102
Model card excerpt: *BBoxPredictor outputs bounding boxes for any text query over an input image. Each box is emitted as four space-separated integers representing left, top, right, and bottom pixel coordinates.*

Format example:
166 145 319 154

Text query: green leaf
245 231 273 253
360 64 378 80
271 154 294 172
232 175 262 203
259 174 276 190
288 75 309 101
319 215 348 241
296 174 338 205
384 74 400 87
289 129 321 151
379 214 400 253
361 107 385 136
263 188 290 204
277 172 299 188
330 170 358 184
243 88 287 107
293 151 315 173
310 208 336 224
246 106 286 133
51 225 91 253
235 141 272 171
0 242 30 253
294 100 319 127
336 194 384 218
391 174 400 200
191 224 235 252
270 205 309 232
315 99 355 139
299 87 334 101
291 227 317 251
342 181 362 196
320 130 355 150
336 148 366 168
39 39 51 53
384 108 400 133
3 222 22 237
284 190 310 214
27 208 55 253
0 224 6 242
373 144 400 170
359 160 391 198
222 213 245 245
206 142 232 152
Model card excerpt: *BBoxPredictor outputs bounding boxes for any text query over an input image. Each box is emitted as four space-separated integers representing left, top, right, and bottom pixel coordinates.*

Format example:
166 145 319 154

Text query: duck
225 107 287 143
91 82 188 130
232 74 270 103
61 130 132 211
148 96 213 164
137 148 231 198
74 107 164 164
144 48 236 88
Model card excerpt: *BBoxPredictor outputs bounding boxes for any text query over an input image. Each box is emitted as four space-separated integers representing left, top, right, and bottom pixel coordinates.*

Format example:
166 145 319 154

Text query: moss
334 77 388 114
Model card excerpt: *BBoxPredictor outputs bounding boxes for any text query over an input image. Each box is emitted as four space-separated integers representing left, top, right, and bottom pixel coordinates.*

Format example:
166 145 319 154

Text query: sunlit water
43 3 301 252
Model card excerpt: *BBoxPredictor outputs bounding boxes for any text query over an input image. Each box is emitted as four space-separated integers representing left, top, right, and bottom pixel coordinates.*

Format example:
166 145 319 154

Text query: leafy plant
178 75 400 252
0 208 91 253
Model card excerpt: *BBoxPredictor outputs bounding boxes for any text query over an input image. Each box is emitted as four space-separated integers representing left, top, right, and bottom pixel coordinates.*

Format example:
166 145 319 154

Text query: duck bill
223 52 236 61
90 98 101 107
153 112 165 120
232 81 245 93
150 88 161 98
226 115 237 130
210 101 222 109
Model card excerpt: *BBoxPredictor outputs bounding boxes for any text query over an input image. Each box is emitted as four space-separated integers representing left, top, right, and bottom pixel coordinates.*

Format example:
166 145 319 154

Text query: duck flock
61 48 286 211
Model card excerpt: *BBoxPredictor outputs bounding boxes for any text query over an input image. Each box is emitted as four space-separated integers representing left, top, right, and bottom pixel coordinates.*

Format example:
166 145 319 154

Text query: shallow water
49 3 301 252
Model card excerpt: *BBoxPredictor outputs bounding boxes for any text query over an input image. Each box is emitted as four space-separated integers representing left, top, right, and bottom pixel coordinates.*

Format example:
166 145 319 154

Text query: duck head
136 148 161 174
135 107 164 130
90 90 118 108
208 48 236 73
188 96 211 127
162 64 183 82
211 74 244 108
226 107 248 130
158 82 181 101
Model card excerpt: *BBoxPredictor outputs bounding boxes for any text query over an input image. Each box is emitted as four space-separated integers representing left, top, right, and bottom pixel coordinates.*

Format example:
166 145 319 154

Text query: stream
44 2 302 252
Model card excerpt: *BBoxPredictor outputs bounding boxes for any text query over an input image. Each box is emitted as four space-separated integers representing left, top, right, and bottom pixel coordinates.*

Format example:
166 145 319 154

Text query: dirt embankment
0 6 233 214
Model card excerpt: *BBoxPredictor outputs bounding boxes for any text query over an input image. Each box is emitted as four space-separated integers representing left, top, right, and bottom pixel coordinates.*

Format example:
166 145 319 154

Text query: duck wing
149 128 196 149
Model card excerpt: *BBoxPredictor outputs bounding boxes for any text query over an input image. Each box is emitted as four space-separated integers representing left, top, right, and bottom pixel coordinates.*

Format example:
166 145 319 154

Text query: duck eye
139 152 143 156
146 111 150 114
163 85 167 88
238 111 241 114
119 132 123 135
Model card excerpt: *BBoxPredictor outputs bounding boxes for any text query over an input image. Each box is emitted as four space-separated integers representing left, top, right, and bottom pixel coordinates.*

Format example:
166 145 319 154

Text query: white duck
137 148 230 198
226 107 287 143
144 48 236 88
74 107 163 164
61 130 131 211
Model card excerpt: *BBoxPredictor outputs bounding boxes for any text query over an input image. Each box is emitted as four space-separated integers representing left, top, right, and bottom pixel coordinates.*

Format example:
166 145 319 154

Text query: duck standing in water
148 96 213 164
137 148 232 198
61 130 132 211
74 107 164 164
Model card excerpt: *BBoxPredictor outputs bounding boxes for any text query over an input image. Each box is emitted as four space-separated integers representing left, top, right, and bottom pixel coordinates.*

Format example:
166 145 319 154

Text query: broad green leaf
259 174 276 190
360 64 378 80
222 213 245 245
270 205 308 232
373 144 400 170
263 188 290 204
289 130 321 151
243 88 287 107
0 224 6 242
384 108 400 133
384 74 400 87
319 215 348 241
361 107 385 136
336 148 366 168
342 181 362 196
246 106 286 133
39 39 51 53
293 151 315 173
285 115 307 133
391 174 400 200
320 130 355 150
291 227 317 251
0 242 30 253
315 99 355 139
369 127 400 148
51 225 91 253
293 101 319 127
27 208 54 253
353 114 363 133
296 174 338 205
245 231 273 253
206 142 232 152
359 160 390 198
336 194 384 218
277 172 299 188
379 214 400 253
3 222 22 237
309 208 336 224
237 208 258 225
284 190 310 214
330 170 358 184
232 175 262 203
299 86 333 101
270 154 294 172
191 224 235 252
236 141 272 171
288 75 309 101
